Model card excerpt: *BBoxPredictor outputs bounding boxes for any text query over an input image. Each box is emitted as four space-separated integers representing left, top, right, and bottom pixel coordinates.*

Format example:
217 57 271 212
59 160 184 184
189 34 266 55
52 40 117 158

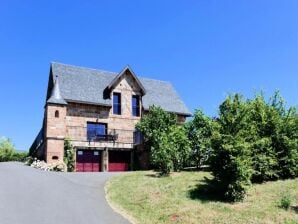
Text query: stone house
30 62 191 172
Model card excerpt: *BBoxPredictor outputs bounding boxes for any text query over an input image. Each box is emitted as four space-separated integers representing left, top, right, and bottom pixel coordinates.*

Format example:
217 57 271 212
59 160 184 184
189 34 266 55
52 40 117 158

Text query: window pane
132 95 140 117
113 93 121 115
87 123 107 141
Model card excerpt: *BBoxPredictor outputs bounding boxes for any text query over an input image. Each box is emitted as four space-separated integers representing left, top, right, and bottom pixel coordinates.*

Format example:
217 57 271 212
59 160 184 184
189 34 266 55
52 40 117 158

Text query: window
113 92 121 115
87 122 107 141
52 156 59 160
132 95 140 117
55 110 59 118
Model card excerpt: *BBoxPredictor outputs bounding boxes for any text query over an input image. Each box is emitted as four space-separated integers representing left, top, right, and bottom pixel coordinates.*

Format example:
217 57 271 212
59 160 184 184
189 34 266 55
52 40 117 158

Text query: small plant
64 139 75 172
279 193 292 210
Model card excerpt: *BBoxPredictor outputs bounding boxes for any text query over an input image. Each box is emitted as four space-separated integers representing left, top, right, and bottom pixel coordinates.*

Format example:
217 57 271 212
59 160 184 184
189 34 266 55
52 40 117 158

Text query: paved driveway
0 162 130 224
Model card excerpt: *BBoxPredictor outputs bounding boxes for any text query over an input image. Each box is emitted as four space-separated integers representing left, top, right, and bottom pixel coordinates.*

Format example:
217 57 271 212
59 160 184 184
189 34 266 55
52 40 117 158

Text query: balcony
66 126 143 149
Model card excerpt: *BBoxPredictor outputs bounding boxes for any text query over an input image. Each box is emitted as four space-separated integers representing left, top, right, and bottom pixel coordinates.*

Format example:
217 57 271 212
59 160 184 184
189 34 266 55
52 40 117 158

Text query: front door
76 150 101 172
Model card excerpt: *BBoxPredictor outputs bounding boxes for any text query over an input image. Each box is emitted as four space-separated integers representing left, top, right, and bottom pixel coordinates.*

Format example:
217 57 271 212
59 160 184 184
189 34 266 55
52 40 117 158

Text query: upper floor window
87 122 107 141
113 92 121 115
132 95 140 117
55 110 59 118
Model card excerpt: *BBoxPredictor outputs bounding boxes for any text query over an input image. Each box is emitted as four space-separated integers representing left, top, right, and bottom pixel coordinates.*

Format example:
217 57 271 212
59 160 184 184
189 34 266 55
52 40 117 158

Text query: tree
136 106 190 175
186 109 213 168
64 139 75 172
0 137 15 162
210 94 253 201
209 92 297 201
167 125 191 172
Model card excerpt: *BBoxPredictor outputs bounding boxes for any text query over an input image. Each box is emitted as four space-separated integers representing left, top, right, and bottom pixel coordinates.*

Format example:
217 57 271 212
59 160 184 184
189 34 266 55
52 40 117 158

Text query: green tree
0 137 15 162
64 139 75 172
248 94 279 182
136 106 191 175
186 109 213 168
210 94 253 201
167 125 191 171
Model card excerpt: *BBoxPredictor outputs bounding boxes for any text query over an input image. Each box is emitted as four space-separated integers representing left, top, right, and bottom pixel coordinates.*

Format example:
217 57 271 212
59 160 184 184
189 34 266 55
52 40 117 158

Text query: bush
136 106 191 176
64 139 75 172
186 109 213 168
11 151 28 162
28 157 66 172
0 137 14 162
210 94 253 201
279 193 292 210
209 92 298 201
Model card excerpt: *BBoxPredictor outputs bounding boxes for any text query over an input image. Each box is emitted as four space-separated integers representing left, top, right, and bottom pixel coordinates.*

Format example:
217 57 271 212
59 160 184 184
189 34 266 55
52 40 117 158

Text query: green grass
106 171 298 224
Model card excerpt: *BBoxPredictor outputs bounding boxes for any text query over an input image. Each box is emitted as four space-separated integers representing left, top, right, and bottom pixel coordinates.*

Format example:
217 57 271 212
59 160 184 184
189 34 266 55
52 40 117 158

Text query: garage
108 150 131 172
76 150 101 172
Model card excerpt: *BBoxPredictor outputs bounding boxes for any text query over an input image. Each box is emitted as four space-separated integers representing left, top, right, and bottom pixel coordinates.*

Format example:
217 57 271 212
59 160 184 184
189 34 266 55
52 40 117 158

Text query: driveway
0 162 131 224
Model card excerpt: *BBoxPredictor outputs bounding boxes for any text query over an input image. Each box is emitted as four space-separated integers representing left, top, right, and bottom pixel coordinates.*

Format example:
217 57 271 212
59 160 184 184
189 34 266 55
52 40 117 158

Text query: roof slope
49 62 191 115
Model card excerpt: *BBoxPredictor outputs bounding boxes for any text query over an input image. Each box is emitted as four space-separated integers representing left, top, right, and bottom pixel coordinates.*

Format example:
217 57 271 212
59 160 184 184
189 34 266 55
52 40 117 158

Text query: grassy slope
106 171 298 224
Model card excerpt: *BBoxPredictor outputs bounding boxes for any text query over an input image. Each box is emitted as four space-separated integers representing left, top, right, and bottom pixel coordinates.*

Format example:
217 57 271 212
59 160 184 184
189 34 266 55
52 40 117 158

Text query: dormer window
132 95 140 117
113 92 121 115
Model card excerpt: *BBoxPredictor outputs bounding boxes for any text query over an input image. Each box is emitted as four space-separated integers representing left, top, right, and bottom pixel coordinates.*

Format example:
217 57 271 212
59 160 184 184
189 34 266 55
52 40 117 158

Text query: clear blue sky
0 1 297 151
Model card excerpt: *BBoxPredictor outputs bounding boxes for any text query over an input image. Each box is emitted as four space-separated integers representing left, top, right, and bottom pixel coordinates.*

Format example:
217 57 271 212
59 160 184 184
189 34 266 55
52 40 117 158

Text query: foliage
209 92 298 201
136 106 190 175
64 139 75 172
136 105 176 146
0 137 15 162
11 151 28 162
186 109 213 168
153 126 191 175
279 193 293 210
0 137 28 162
210 94 253 201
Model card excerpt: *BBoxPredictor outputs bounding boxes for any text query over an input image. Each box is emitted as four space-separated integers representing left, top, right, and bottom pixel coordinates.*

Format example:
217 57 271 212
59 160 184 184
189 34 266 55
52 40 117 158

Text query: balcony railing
66 126 143 145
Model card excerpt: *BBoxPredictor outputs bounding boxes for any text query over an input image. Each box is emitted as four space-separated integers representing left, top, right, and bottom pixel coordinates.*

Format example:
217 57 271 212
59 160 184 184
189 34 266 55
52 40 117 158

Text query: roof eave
65 99 112 107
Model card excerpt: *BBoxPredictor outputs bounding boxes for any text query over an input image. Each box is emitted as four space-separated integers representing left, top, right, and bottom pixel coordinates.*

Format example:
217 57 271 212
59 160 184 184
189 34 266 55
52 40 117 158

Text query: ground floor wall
74 147 134 172
45 138 64 164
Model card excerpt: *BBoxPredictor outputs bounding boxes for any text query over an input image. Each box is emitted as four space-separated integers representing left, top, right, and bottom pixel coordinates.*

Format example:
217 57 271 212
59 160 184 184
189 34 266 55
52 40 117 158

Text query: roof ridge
51 61 117 75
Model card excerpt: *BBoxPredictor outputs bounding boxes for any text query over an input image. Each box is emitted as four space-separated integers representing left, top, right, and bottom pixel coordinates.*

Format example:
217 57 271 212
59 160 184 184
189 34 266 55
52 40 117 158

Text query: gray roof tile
49 62 191 116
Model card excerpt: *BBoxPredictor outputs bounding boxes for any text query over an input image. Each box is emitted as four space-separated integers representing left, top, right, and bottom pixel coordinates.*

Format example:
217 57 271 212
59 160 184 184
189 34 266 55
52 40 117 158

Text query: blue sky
0 1 297 150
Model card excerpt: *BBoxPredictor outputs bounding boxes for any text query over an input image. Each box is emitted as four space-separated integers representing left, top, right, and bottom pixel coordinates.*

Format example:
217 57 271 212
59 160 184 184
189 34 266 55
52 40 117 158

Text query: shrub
28 157 66 172
11 151 28 162
186 109 213 168
64 139 75 172
210 94 253 201
279 193 292 210
0 137 14 162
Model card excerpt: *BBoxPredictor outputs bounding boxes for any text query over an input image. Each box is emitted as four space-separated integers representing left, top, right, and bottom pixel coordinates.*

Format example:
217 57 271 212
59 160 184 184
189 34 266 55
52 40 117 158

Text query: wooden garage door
76 150 101 172
109 151 131 172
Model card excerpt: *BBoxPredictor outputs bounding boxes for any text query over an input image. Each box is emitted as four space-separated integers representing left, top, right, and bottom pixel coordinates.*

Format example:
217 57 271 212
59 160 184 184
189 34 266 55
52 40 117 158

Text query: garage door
76 150 101 172
109 151 131 172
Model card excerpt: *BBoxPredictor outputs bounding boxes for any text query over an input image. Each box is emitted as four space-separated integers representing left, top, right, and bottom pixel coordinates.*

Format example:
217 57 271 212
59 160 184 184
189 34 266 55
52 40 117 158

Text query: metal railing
66 126 143 145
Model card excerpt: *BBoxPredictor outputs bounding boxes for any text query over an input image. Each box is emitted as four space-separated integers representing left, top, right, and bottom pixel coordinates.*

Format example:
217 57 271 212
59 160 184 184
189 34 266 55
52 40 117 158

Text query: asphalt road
0 162 131 224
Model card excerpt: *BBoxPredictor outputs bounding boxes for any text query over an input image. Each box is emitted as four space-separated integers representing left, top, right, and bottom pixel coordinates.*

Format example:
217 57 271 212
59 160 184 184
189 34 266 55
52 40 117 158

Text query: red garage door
109 151 131 172
76 150 101 172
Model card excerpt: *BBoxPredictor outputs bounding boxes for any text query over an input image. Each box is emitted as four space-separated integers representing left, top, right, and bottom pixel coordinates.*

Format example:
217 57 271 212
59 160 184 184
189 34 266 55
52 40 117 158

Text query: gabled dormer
106 65 146 96
104 66 146 117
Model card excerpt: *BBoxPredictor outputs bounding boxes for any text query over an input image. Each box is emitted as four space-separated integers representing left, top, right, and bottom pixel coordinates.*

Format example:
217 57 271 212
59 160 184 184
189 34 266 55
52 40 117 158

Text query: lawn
106 171 298 224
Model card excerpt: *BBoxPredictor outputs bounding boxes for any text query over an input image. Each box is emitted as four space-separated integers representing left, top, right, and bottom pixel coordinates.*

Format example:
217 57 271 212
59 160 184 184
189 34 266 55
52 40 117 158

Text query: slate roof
48 62 191 116
47 76 67 105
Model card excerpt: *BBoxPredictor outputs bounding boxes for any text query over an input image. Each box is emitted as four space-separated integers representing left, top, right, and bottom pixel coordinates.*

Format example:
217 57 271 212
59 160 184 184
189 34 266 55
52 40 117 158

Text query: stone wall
45 104 66 163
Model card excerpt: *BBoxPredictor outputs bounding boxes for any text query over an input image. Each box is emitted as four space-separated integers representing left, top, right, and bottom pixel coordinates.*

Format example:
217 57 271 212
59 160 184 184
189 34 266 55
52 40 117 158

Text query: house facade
30 62 191 172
